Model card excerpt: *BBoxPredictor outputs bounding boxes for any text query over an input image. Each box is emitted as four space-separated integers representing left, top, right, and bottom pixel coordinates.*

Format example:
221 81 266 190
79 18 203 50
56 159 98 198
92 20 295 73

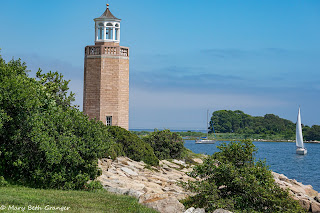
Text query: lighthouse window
106 116 112 126
115 28 118 40
115 24 120 41
106 23 113 40
98 23 103 40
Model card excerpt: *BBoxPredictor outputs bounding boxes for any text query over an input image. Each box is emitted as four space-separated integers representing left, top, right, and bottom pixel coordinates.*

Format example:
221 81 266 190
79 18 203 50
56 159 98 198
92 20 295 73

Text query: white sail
296 107 304 148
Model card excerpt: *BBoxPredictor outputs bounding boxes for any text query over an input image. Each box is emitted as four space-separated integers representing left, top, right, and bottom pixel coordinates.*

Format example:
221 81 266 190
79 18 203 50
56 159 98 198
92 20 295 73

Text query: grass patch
0 185 158 213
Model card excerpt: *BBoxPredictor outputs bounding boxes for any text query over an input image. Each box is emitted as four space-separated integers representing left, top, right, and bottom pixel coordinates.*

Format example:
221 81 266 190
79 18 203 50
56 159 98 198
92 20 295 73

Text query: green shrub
143 129 185 160
106 142 125 160
304 125 320 141
107 126 159 166
182 140 306 213
0 176 8 186
85 180 103 191
0 55 112 190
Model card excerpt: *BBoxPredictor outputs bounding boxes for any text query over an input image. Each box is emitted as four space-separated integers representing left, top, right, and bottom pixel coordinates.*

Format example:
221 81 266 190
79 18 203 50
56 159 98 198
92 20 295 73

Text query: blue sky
1 0 319 130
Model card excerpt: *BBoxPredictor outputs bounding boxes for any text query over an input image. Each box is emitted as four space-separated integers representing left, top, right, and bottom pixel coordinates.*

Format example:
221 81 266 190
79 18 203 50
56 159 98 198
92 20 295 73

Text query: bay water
184 140 320 192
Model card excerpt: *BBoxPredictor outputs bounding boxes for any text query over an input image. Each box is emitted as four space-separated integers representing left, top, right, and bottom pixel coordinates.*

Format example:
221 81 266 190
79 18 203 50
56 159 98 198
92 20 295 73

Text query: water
184 140 320 192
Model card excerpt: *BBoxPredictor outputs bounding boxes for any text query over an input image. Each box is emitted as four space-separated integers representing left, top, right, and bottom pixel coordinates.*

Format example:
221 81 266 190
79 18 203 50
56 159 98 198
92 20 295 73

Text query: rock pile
97 156 320 213
273 172 320 213
97 157 202 213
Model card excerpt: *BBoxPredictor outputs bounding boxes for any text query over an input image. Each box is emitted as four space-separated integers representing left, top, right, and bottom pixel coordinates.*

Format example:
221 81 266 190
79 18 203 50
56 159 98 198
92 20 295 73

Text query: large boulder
141 195 185 213
311 201 320 213
184 207 206 213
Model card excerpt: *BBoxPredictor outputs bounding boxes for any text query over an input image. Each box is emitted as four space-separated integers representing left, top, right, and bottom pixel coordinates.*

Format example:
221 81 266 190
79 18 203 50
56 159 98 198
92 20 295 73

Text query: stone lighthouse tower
83 4 129 130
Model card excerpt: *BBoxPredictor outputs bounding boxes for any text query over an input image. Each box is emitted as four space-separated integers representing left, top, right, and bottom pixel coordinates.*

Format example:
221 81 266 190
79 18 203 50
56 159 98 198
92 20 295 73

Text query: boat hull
196 140 216 144
296 148 307 155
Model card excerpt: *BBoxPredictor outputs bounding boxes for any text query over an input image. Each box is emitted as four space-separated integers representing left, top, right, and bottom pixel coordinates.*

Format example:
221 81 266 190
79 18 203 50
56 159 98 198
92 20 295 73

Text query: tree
182 140 305 213
36 69 76 108
209 110 296 138
0 54 112 189
304 125 320 141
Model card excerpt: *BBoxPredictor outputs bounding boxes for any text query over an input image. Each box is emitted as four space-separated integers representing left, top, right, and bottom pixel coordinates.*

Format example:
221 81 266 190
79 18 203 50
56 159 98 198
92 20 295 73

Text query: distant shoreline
183 137 320 144
130 129 320 144
252 139 320 143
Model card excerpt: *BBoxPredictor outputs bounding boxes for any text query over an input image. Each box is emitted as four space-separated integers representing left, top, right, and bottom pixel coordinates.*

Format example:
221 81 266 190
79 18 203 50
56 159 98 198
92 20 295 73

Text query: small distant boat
196 109 216 144
196 138 216 144
296 107 307 155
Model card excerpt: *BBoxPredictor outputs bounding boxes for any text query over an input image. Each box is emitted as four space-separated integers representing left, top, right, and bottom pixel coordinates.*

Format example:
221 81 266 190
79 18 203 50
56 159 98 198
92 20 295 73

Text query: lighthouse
83 4 129 130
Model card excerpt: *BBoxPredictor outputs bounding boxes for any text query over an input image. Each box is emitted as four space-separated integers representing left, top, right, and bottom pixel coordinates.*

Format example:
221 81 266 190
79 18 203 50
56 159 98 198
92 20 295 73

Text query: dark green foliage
107 126 159 166
0 54 112 189
182 140 306 213
143 129 185 160
209 110 295 137
106 142 125 160
304 125 320 141
130 130 152 137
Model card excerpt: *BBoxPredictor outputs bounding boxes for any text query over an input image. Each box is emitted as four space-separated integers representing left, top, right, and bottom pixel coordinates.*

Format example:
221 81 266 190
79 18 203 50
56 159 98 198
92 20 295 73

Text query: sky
0 0 319 130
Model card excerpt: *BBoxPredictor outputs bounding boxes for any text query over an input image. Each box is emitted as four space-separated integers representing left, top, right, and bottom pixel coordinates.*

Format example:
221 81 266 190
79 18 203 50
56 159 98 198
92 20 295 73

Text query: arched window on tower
106 23 113 40
98 23 104 40
115 24 120 41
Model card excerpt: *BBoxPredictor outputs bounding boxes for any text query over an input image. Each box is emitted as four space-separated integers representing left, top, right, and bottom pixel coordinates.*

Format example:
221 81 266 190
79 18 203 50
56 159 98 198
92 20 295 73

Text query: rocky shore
98 157 320 213
273 172 320 212
98 157 197 213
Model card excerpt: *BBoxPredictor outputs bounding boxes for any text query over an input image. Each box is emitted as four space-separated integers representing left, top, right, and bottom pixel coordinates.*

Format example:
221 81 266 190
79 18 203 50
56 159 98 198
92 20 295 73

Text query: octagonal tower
83 4 129 130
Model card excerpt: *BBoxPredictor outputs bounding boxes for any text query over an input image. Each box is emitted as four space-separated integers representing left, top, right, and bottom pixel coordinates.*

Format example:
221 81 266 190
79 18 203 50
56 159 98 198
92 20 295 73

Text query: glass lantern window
98 23 103 40
106 27 113 39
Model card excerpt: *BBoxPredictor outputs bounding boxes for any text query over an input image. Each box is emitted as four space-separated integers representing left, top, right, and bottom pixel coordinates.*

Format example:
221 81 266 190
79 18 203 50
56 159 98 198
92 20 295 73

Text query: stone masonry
83 42 129 130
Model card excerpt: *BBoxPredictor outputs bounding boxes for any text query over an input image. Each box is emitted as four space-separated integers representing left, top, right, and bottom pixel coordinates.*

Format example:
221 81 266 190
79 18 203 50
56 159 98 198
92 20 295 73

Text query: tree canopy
303 125 320 141
209 110 299 139
209 110 320 140
0 54 113 189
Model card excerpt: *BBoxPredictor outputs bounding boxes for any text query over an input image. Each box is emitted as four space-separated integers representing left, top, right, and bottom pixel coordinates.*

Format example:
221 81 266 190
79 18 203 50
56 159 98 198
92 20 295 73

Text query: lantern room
94 4 121 43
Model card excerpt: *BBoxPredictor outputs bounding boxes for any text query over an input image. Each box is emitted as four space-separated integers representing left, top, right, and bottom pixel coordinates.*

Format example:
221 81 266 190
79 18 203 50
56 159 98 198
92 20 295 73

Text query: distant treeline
209 110 320 141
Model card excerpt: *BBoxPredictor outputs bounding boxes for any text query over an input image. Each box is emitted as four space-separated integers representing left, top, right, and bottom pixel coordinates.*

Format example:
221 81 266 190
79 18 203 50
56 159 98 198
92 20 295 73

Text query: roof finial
107 3 109 9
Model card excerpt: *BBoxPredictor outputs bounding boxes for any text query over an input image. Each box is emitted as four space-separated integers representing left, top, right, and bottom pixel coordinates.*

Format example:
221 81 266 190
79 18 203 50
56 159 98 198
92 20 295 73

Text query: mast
207 109 209 139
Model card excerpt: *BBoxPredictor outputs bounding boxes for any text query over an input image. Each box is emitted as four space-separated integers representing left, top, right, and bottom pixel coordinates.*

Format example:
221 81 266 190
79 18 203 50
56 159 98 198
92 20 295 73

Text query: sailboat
196 109 216 144
296 107 307 155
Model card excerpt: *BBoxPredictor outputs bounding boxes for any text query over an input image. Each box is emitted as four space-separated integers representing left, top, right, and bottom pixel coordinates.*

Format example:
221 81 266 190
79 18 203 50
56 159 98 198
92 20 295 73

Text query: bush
143 129 185 160
85 180 103 191
0 55 112 189
0 176 8 186
182 140 305 213
106 142 125 160
304 125 320 141
106 126 159 166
